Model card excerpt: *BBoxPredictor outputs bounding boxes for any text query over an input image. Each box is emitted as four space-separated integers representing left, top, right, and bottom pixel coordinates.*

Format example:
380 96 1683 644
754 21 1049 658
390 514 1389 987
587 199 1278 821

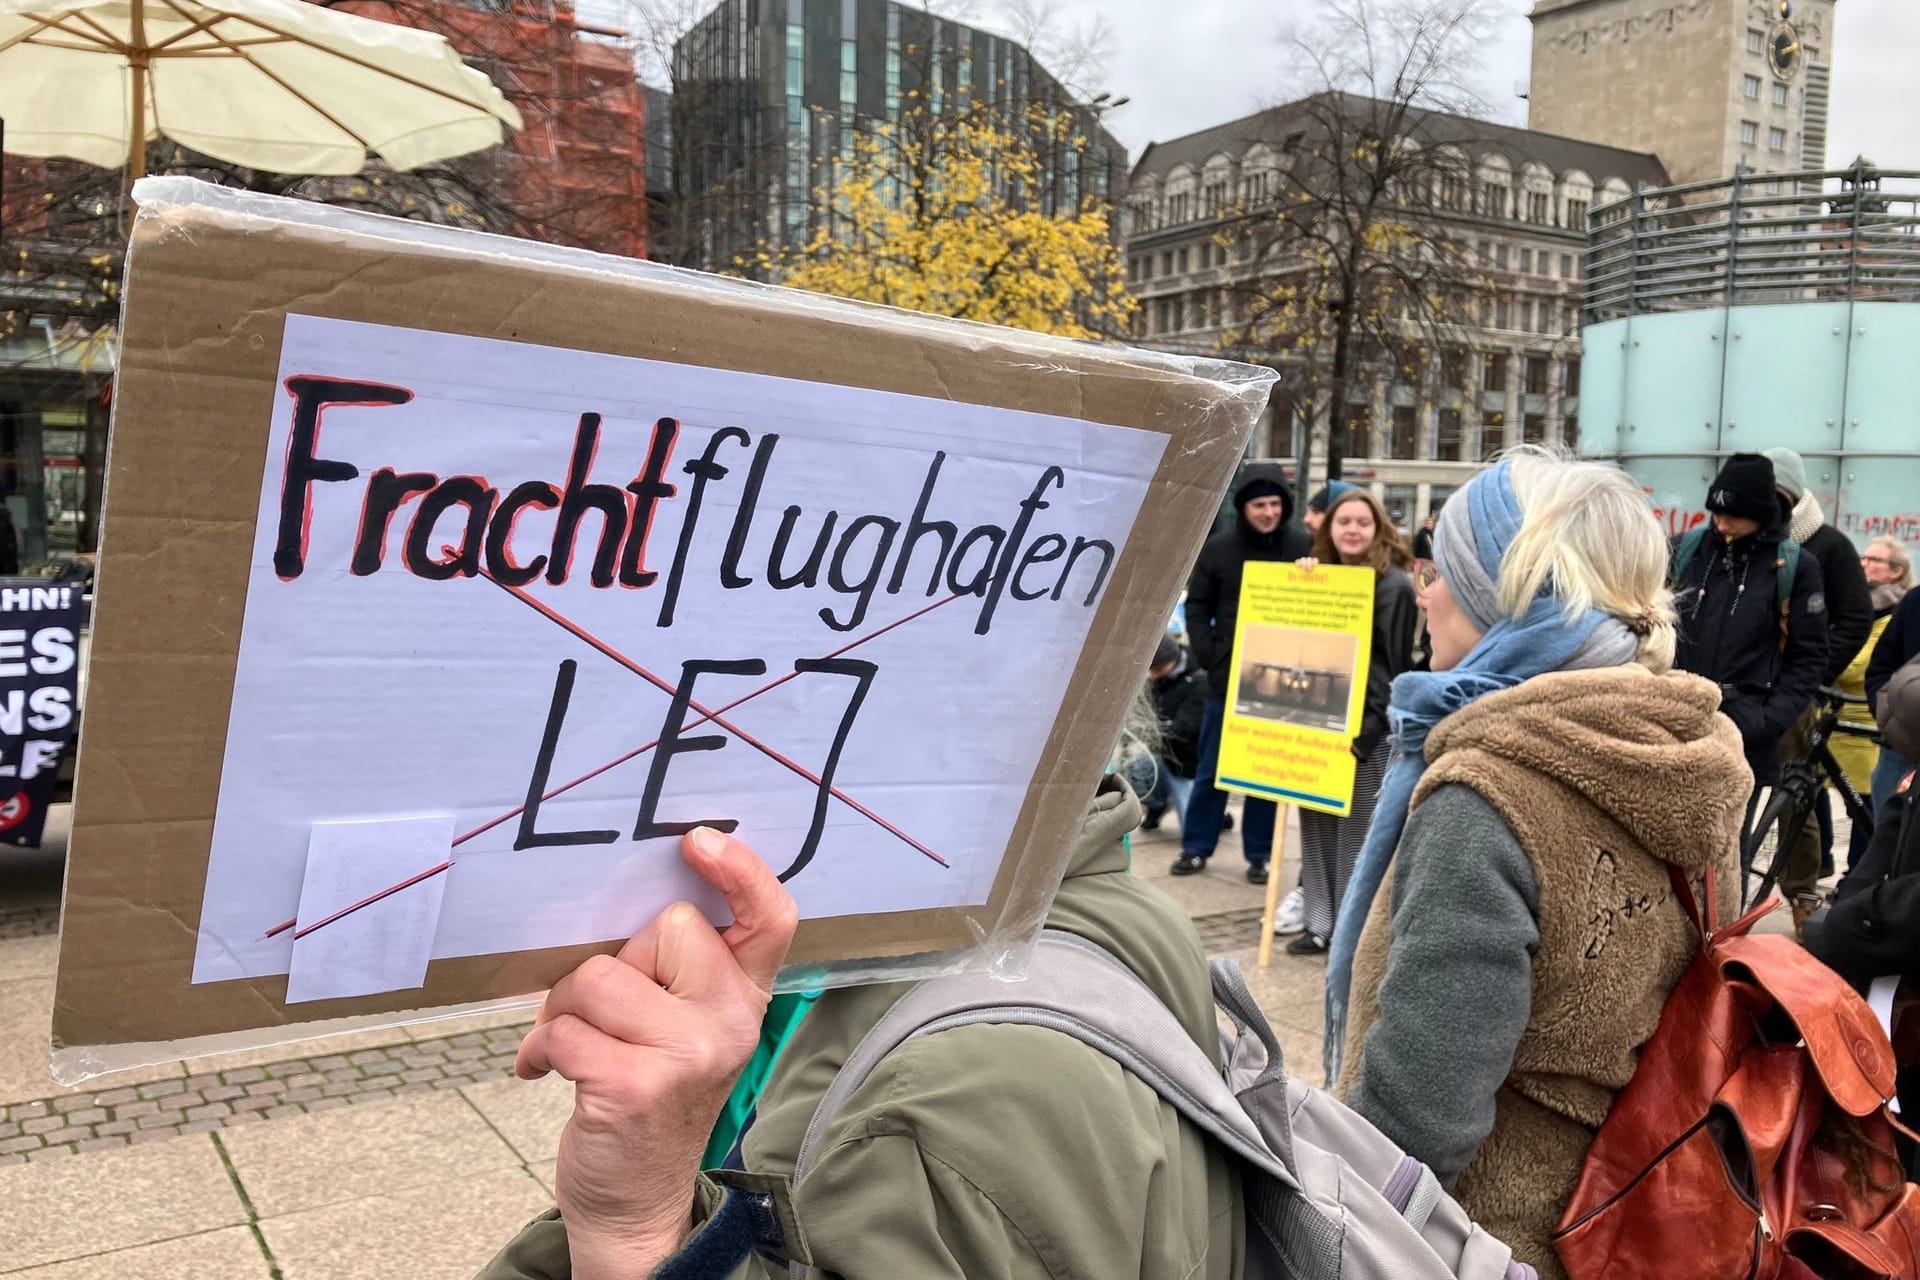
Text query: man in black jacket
1672 454 1828 873
1174 463 1314 881
1761 448 1874 907
1410 510 1437 563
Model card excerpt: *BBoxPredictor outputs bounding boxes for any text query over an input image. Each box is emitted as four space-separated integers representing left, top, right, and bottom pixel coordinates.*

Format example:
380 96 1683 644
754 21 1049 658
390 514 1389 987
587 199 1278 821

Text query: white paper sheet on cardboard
286 815 456 1003
190 315 1165 986
1869 975 1902 1113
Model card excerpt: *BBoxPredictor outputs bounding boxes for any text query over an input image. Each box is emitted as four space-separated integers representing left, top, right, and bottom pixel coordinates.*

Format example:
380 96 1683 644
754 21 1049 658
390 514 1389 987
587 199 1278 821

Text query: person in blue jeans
1172 464 1314 882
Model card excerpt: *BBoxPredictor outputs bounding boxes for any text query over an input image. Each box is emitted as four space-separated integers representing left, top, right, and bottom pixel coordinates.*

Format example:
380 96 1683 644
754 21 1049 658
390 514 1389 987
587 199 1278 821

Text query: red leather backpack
1554 871 1920 1278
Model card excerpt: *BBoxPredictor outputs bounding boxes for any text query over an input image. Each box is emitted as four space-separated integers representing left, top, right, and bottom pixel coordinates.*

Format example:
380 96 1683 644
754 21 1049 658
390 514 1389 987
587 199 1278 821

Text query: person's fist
516 827 800 1279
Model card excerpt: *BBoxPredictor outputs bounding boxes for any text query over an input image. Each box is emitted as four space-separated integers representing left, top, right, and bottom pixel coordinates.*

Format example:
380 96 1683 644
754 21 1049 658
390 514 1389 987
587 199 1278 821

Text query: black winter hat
1705 453 1778 525
1230 462 1295 523
1239 479 1285 505
1152 634 1180 669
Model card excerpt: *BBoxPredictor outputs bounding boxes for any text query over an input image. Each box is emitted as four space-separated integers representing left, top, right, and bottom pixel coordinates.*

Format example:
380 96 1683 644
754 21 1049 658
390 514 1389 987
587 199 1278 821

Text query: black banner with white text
0 583 82 846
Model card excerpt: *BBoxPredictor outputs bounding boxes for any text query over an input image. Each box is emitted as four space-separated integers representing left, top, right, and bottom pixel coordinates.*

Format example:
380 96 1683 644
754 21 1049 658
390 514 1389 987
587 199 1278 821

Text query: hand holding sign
516 826 799 1278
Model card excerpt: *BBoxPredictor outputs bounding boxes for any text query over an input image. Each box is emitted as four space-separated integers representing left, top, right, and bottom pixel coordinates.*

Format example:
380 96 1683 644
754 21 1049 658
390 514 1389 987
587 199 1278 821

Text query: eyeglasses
1415 562 1441 592
1863 555 1895 566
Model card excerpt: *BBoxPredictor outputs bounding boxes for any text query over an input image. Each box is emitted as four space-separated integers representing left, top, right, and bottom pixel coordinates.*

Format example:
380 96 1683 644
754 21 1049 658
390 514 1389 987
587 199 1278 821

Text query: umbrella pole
127 0 149 182
128 55 148 181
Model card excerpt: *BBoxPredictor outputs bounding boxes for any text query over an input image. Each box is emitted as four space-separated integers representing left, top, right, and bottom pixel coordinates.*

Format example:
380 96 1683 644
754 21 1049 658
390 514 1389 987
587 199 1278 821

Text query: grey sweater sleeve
1345 783 1540 1184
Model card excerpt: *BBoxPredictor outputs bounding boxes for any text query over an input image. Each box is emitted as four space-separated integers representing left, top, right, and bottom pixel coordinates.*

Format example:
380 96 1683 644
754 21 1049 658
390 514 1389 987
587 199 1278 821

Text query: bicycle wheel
1743 787 1811 909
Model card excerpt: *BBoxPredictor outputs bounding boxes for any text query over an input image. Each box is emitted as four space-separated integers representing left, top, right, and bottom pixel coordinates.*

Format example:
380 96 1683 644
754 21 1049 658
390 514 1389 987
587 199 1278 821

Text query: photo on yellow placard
1233 626 1358 736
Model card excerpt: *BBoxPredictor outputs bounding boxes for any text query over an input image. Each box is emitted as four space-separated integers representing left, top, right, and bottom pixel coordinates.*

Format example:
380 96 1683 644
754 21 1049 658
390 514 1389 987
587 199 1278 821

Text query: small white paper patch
1870 975 1902 1114
286 815 456 1003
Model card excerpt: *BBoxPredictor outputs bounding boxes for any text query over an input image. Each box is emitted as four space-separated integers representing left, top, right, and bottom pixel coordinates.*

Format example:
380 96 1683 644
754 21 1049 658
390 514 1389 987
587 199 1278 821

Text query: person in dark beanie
1672 452 1828 909
1175 463 1314 880
1304 479 1358 533
1138 633 1208 829
1759 447 1873 893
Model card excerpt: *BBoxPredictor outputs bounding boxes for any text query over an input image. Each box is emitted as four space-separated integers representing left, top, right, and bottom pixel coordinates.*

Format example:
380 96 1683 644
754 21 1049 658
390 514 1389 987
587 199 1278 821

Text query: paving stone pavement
0 1022 538 1166
0 903 58 943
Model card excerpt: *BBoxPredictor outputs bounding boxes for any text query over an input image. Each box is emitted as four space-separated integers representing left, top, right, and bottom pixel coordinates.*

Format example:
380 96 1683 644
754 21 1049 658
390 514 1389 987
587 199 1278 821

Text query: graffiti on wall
1645 489 1709 538
1841 512 1920 543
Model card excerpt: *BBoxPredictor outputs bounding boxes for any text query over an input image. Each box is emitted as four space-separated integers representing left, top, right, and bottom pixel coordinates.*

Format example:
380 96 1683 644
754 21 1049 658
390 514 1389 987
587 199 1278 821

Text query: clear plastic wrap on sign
49 176 1275 1083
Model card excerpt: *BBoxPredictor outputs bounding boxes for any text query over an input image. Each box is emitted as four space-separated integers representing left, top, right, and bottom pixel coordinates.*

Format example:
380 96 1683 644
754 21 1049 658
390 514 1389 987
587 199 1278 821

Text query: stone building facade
1527 0 1836 186
1122 100 1667 527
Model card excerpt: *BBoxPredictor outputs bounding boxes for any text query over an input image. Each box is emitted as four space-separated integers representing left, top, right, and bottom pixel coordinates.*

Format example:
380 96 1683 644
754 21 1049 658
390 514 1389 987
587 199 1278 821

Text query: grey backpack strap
1209 957 1297 1171
1211 956 1283 1070
790 929 1300 1201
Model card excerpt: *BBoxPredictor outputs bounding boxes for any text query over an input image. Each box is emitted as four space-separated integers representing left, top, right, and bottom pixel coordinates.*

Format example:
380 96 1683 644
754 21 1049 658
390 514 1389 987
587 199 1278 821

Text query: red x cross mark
264 583 958 941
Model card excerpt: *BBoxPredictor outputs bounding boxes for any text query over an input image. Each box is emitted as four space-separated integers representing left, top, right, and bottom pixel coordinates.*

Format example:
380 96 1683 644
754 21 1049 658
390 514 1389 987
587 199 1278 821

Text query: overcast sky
1011 0 1916 172
595 0 1916 171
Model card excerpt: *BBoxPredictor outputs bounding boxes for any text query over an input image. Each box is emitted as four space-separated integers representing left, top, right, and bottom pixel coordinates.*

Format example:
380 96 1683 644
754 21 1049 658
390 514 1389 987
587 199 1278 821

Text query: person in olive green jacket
476 775 1242 1280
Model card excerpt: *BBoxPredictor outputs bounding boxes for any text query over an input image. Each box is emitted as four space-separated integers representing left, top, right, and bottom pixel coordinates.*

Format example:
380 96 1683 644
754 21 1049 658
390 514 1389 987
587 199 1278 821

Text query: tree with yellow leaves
753 102 1135 341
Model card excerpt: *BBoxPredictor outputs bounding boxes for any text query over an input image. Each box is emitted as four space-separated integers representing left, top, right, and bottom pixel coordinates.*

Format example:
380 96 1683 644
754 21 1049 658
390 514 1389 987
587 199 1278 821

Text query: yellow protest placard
1217 562 1376 816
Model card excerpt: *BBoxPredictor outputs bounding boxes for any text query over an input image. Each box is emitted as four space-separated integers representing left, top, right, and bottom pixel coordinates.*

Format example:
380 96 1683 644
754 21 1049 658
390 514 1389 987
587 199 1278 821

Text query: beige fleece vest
1338 744 1730 1278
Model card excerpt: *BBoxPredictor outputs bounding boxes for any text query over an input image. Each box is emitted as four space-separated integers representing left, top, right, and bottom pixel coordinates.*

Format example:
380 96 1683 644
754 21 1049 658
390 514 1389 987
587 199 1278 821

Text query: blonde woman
1285 489 1417 954
1326 449 1747 1276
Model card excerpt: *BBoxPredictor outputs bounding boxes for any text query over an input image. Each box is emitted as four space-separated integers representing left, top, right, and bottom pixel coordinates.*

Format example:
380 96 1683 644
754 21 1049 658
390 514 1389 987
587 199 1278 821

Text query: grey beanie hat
1762 447 1808 501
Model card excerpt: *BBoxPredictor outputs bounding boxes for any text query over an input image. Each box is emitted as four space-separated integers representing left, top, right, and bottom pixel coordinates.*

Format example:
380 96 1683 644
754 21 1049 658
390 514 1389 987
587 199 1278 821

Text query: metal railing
1584 161 1920 322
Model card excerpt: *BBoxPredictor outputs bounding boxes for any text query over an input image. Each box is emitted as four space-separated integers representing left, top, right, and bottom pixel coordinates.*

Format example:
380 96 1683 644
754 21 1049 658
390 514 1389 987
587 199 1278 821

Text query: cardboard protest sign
52 179 1273 1070
0 582 83 847
1218 564 1376 816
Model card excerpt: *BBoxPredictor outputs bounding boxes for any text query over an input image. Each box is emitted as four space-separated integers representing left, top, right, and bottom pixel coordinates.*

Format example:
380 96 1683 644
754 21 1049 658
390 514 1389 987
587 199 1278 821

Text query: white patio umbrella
0 0 523 179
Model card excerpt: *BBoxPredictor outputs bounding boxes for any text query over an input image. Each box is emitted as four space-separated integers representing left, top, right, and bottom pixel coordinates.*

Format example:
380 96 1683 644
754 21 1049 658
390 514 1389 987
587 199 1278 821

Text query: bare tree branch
992 0 1113 98
1210 0 1502 479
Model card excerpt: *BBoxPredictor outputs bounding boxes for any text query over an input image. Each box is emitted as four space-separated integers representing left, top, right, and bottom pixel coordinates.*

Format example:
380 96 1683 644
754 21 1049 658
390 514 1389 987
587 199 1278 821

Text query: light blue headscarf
1320 460 1638 1084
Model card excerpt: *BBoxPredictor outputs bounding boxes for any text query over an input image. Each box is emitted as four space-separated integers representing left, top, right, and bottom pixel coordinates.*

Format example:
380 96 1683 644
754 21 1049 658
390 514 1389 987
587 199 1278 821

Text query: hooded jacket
1184 463 1315 699
1340 667 1748 1278
1671 498 1828 784
476 778 1243 1280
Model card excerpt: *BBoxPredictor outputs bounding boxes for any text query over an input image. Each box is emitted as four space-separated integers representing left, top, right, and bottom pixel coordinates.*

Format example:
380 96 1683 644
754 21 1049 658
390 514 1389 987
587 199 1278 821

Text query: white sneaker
1272 888 1306 936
